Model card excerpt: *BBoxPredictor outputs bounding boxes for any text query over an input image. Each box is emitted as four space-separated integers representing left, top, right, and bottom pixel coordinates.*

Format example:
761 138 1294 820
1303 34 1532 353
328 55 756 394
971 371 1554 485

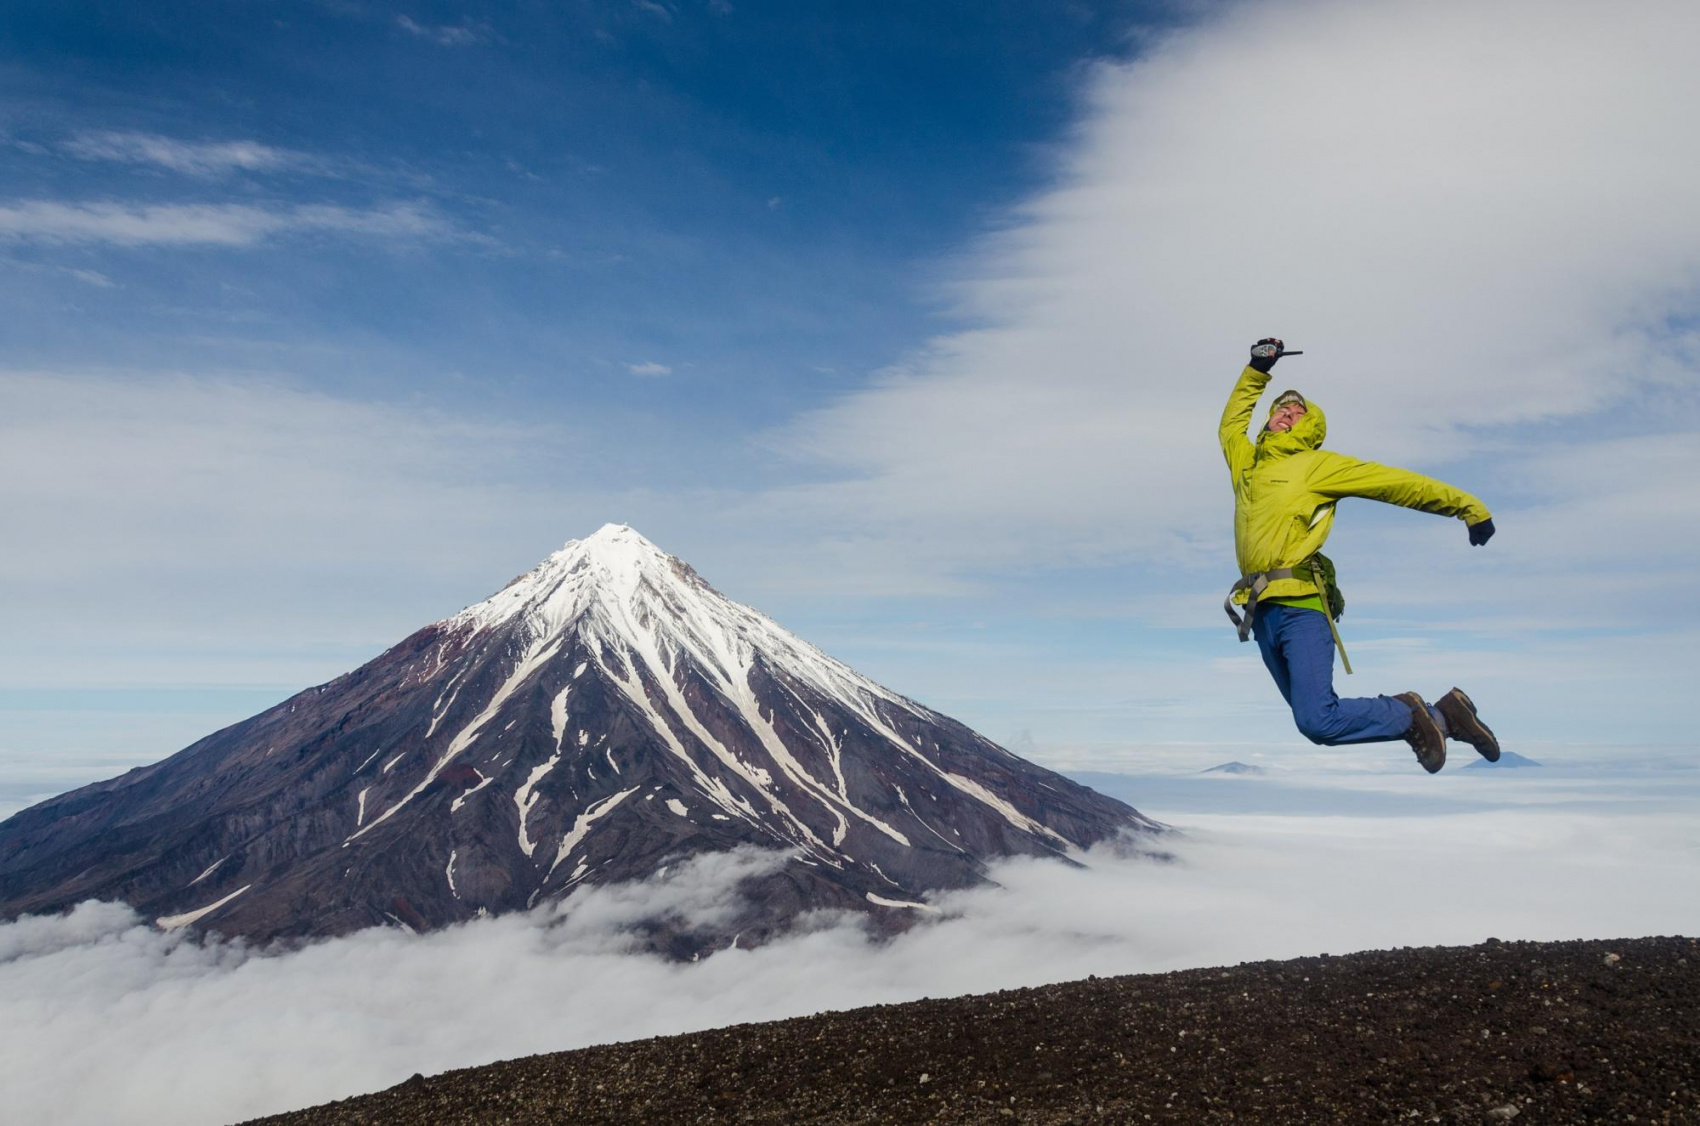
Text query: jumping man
1220 338 1499 773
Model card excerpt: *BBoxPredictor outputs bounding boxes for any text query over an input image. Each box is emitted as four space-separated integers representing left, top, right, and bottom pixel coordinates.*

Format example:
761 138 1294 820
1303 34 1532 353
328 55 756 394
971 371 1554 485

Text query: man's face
1267 401 1307 433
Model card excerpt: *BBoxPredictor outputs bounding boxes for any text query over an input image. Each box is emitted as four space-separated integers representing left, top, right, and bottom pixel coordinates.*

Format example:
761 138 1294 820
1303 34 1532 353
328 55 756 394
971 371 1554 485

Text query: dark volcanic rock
241 935 1700 1126
0 525 1157 946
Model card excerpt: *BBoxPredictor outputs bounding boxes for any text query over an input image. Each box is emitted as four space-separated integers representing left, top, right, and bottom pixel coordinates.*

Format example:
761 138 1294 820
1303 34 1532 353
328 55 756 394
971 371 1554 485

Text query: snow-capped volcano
0 525 1157 946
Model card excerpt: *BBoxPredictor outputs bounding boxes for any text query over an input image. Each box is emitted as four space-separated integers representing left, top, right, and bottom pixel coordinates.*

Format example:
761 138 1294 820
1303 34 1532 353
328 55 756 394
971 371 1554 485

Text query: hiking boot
1435 687 1499 762
1394 692 1446 774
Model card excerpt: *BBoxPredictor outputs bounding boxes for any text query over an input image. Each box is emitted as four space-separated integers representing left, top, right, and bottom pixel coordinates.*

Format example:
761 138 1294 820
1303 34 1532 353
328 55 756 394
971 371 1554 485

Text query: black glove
1468 518 1495 546
1249 337 1284 373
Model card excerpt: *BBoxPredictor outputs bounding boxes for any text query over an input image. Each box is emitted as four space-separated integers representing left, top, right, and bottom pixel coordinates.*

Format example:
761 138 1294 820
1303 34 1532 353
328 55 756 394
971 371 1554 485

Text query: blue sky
3 0 1138 422
4 0 1700 809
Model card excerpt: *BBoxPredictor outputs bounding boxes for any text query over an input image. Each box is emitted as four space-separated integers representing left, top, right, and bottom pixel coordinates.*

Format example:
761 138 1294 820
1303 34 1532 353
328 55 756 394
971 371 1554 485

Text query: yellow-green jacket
1221 366 1491 604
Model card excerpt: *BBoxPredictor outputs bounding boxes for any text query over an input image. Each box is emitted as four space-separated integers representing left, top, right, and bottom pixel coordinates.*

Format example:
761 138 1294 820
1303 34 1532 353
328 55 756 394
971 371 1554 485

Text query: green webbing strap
1292 563 1353 676
1321 599 1354 675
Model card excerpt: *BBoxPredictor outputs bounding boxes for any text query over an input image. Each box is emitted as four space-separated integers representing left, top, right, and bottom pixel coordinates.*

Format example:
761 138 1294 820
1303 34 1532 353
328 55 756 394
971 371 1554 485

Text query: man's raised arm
1220 339 1278 477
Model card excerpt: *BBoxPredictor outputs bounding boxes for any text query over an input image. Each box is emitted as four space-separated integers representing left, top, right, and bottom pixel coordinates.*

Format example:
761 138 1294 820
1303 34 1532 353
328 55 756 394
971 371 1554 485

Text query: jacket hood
1255 396 1327 459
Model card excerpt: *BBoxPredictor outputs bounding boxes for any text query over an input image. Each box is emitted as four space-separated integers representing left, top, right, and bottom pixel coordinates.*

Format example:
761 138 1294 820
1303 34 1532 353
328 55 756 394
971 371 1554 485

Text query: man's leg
1251 603 1295 706
1276 608 1416 745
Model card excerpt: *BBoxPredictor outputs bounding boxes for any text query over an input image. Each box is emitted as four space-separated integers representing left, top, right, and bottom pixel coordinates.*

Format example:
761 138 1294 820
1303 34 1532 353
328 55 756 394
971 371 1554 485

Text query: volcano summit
0 525 1155 945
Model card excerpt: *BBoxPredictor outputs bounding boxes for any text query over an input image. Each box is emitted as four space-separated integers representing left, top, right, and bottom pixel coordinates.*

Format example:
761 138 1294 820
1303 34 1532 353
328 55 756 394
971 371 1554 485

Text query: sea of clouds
4 748 1696 1126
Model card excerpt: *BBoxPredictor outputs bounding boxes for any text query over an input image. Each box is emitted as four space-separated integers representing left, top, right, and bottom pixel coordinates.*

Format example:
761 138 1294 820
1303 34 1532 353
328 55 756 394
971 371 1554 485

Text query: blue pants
1252 602 1416 745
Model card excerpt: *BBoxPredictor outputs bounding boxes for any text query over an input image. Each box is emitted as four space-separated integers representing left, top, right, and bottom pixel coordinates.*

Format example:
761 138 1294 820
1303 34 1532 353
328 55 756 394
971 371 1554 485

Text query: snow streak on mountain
0 526 1158 947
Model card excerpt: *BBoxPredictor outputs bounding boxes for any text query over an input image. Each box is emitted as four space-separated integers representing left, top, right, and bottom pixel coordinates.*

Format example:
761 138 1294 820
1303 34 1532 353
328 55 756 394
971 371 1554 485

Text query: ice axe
1251 343 1304 360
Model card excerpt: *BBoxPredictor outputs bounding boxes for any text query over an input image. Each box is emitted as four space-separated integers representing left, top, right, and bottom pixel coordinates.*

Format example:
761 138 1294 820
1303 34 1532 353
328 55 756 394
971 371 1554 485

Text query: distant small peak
1201 761 1267 775
1463 750 1542 770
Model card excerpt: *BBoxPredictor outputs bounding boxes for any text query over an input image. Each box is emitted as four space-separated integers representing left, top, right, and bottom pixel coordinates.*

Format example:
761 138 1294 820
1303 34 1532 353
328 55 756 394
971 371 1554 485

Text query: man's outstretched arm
1307 451 1493 536
1220 339 1282 478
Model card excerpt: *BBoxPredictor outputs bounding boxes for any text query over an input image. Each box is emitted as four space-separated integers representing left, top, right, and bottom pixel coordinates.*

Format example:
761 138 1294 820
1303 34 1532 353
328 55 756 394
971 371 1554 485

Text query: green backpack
1309 551 1346 622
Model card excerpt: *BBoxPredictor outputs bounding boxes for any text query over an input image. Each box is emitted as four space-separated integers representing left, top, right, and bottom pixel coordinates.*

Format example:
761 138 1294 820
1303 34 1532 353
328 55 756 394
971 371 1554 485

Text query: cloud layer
4 757 1696 1126
765 0 1700 584
0 371 610 686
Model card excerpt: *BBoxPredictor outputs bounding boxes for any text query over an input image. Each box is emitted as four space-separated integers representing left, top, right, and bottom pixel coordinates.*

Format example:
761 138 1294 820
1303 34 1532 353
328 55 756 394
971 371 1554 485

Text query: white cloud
395 15 491 46
760 0 1700 586
63 266 116 287
0 257 120 289
0 368 818 697
2 761 1695 1126
0 200 468 247
626 360 672 376
0 371 537 575
0 371 604 684
60 132 314 177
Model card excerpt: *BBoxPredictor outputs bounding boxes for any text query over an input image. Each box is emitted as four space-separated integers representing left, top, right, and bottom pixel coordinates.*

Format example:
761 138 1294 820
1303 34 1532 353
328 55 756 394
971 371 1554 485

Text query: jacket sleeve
1306 451 1492 524
1219 365 1268 480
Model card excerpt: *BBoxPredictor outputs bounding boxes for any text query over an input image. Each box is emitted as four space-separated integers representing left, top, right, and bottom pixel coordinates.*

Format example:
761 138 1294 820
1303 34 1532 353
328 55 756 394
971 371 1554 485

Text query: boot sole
1440 687 1499 762
1396 693 1446 774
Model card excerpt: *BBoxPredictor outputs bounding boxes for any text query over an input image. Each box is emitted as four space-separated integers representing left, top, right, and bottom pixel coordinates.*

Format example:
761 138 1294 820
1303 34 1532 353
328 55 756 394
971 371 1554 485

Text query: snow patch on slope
348 638 561 843
549 789 639 877
450 770 494 813
187 857 227 888
550 687 570 749
514 753 561 859
156 885 252 931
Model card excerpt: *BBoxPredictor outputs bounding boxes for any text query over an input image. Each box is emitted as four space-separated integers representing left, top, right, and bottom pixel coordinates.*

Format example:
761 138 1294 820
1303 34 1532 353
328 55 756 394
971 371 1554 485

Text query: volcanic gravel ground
244 935 1698 1125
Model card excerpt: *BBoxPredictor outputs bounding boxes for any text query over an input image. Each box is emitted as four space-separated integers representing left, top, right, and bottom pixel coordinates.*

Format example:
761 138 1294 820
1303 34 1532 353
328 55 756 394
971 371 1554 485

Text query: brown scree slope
242 934 1698 1126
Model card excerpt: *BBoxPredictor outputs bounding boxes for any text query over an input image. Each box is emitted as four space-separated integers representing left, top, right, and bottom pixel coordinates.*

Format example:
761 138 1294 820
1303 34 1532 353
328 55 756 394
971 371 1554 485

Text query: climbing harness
1224 560 1354 674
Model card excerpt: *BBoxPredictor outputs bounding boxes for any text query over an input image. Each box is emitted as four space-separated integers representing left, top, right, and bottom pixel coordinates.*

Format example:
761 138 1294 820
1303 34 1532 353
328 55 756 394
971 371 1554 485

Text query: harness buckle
1224 569 1287 642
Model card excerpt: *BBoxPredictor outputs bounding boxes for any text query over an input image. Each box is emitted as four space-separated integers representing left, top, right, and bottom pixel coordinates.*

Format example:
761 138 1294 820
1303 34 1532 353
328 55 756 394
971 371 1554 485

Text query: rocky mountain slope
0 525 1156 945
243 935 1700 1126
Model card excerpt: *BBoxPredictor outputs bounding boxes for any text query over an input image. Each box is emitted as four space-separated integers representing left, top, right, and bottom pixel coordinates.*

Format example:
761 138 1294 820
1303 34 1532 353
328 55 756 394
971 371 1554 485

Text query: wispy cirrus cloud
0 256 119 288
60 131 318 178
0 200 469 247
626 360 672 376
631 0 674 23
395 15 492 46
61 267 115 287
